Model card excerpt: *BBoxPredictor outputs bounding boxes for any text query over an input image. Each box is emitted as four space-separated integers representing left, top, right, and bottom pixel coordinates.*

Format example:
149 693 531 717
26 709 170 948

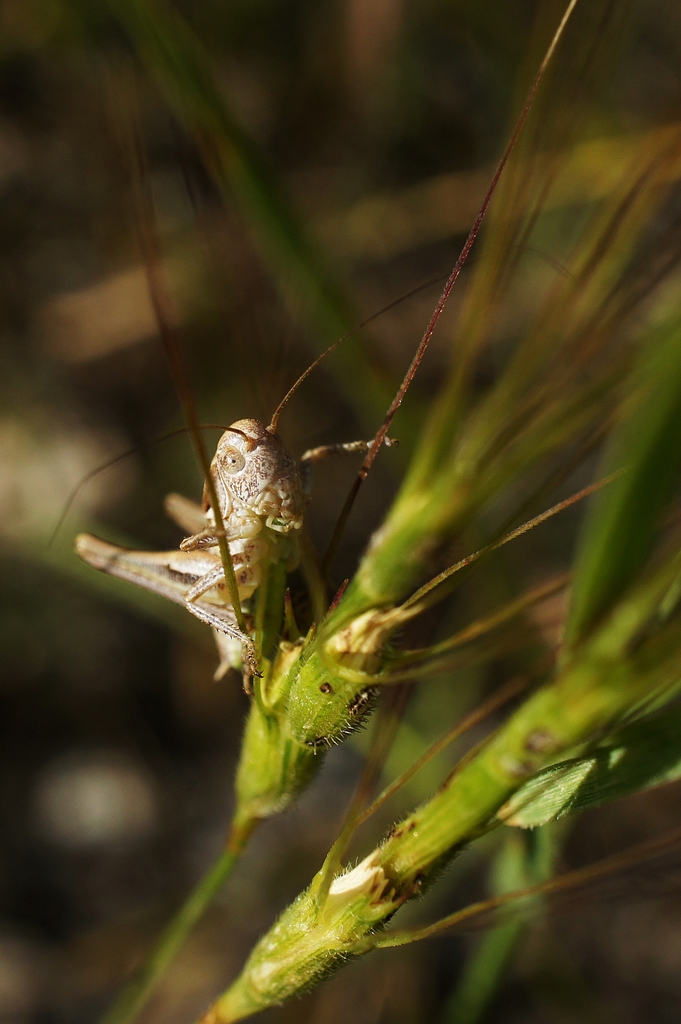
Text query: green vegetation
4 0 681 1022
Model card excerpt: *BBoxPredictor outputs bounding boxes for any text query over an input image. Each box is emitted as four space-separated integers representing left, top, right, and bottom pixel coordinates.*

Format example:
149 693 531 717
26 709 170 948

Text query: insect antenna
269 240 576 435
267 271 450 433
53 248 570 553
47 424 231 549
51 261 494 550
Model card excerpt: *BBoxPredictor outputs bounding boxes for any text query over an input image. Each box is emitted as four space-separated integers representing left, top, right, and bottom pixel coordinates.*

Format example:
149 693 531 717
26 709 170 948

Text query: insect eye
222 447 246 474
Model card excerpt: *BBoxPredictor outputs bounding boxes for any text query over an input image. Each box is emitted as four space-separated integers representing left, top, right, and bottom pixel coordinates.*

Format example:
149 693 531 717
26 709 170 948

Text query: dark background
1 1 681 1022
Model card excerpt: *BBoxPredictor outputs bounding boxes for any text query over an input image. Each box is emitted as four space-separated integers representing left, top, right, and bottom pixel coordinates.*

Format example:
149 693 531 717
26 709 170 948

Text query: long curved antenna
219 424 255 449
267 246 572 435
48 424 230 549
267 272 448 433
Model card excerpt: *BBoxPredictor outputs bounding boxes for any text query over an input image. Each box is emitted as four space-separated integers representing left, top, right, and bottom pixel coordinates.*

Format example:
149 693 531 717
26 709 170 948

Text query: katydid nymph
75 376 397 689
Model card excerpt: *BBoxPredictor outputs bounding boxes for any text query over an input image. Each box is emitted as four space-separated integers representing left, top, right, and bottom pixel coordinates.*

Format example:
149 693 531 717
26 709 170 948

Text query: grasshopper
76 390 396 687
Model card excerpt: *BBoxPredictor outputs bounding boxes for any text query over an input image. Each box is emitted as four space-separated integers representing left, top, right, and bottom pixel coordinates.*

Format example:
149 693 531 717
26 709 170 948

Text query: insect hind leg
164 493 206 534
185 564 225 603
184 566 260 682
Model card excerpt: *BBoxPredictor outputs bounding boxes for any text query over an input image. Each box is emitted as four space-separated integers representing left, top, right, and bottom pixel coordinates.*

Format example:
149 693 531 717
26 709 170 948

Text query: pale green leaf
567 318 681 645
500 702 681 828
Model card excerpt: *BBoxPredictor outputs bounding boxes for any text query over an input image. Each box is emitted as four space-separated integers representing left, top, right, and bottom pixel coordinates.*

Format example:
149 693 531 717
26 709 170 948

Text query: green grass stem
99 819 255 1024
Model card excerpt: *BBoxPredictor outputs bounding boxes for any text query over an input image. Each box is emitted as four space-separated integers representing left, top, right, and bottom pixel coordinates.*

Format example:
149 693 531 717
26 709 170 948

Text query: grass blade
100 822 253 1024
499 701 681 828
567 316 681 644
104 0 393 419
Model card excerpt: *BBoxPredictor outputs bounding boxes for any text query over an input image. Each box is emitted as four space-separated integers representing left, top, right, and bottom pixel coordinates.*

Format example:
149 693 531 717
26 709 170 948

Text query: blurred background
2 0 681 1022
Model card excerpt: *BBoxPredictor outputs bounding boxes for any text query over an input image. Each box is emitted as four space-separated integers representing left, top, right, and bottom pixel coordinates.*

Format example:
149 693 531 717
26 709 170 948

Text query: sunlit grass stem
100 819 255 1024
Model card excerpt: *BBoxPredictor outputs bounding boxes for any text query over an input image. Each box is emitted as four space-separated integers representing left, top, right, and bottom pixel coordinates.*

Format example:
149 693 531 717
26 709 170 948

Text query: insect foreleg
299 436 399 493
180 527 224 551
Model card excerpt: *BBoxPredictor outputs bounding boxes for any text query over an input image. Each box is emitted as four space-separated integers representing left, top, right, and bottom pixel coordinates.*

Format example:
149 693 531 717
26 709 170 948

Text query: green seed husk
207 549 681 1022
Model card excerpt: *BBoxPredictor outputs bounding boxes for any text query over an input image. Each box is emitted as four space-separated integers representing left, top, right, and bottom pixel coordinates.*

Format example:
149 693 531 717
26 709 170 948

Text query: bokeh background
2 1 681 1022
